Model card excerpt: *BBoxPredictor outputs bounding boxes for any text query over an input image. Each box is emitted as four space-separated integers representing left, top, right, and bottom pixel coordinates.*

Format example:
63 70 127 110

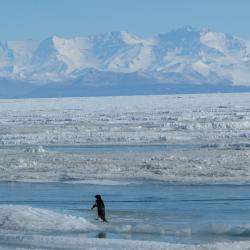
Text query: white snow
50 36 99 73
0 27 250 85
0 93 249 184
200 32 228 53
1 205 250 249
191 60 211 76
1 235 249 250
0 205 96 233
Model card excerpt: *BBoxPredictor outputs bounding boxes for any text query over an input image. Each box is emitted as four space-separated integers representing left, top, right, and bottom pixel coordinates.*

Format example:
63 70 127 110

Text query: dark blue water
1 182 250 244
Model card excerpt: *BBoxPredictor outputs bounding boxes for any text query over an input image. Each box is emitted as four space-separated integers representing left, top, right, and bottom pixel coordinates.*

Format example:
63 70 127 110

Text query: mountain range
1 26 250 98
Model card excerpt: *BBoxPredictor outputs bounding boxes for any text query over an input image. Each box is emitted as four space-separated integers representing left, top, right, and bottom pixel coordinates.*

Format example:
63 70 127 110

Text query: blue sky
1 0 250 40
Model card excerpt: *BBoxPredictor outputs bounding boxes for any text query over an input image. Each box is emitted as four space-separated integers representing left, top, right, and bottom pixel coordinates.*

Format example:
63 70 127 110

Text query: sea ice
0 93 249 184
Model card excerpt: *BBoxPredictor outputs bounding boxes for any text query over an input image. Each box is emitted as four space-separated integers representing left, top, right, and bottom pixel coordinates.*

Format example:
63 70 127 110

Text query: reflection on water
97 232 107 238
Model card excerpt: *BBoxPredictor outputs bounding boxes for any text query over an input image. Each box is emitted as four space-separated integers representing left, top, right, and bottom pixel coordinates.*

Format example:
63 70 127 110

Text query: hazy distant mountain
1 26 250 98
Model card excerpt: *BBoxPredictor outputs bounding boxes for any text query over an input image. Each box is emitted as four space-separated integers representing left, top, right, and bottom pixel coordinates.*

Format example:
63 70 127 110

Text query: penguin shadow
97 232 107 239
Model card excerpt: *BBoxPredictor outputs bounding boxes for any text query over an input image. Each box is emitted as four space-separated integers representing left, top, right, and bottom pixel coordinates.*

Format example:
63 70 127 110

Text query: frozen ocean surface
0 93 250 249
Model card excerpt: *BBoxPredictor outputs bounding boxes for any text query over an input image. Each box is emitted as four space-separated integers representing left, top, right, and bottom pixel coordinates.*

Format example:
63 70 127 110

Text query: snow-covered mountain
1 26 250 98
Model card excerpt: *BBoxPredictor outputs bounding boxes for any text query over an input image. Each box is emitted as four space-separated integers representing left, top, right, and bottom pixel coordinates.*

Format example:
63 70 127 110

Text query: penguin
91 194 108 223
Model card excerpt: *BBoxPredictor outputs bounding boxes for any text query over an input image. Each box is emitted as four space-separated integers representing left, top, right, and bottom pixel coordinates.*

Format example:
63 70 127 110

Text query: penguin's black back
96 197 107 222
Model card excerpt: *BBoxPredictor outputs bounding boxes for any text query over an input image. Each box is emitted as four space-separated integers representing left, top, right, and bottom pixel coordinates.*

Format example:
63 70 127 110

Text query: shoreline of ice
1 205 250 249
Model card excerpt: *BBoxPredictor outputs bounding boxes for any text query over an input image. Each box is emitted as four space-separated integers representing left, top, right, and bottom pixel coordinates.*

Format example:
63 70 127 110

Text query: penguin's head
95 194 102 199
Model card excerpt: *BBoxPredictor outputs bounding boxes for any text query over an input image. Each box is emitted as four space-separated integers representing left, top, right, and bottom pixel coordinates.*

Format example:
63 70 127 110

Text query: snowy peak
200 31 246 54
91 31 142 45
33 36 59 61
0 26 250 86
118 31 155 46
30 36 98 79
157 26 219 57
158 26 204 46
